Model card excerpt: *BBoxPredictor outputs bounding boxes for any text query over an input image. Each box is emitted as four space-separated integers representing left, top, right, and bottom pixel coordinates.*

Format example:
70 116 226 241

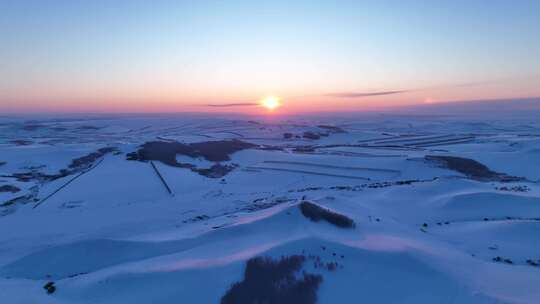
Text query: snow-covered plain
1 106 540 303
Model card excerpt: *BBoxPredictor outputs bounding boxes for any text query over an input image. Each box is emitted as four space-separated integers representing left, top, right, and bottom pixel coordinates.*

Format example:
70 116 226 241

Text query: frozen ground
1 105 540 303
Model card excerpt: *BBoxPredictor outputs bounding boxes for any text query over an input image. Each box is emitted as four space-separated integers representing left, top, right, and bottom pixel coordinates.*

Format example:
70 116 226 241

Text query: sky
1 0 539 113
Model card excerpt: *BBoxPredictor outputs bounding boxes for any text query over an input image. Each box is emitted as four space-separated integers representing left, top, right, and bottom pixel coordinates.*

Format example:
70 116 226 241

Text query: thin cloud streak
325 90 410 98
323 75 537 99
206 102 259 107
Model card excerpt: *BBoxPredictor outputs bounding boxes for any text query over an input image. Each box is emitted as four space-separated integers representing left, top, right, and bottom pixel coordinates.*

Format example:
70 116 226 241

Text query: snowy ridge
1 113 540 303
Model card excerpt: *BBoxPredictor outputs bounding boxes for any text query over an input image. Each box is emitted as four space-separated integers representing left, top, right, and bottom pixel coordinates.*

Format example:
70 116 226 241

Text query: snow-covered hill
1 111 539 303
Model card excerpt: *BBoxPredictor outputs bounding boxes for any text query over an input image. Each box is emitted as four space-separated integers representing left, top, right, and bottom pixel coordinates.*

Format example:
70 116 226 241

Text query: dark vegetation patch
66 147 116 171
22 124 44 131
425 155 525 182
368 216 382 223
59 200 84 209
492 256 513 264
197 163 239 178
302 131 324 140
130 140 255 163
127 140 256 178
428 217 540 229
289 178 437 193
43 281 56 294
526 259 540 267
240 197 296 212
7 171 51 183
317 125 346 133
490 257 540 268
1 194 34 207
307 254 343 271
182 214 210 223
0 185 20 193
10 140 33 146
2 147 116 183
66 271 89 278
0 185 38 211
496 185 530 192
292 146 315 153
299 201 355 228
258 145 284 151
77 125 100 130
221 255 323 304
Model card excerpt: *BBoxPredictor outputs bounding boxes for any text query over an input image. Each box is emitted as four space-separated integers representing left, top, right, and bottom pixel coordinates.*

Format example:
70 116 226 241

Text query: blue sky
1 0 539 112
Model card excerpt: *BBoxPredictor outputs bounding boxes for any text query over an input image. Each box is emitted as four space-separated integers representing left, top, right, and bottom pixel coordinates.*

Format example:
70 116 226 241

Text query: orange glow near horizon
2 84 540 114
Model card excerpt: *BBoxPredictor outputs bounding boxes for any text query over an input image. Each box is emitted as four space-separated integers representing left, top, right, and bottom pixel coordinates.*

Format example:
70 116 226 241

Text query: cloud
322 74 540 100
325 90 409 98
206 102 258 107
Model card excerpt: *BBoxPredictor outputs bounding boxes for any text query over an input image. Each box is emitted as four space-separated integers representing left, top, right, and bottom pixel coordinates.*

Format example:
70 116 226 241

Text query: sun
260 96 281 110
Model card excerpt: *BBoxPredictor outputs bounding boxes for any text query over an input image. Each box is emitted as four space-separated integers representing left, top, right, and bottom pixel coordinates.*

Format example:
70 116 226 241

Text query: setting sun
261 96 282 110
